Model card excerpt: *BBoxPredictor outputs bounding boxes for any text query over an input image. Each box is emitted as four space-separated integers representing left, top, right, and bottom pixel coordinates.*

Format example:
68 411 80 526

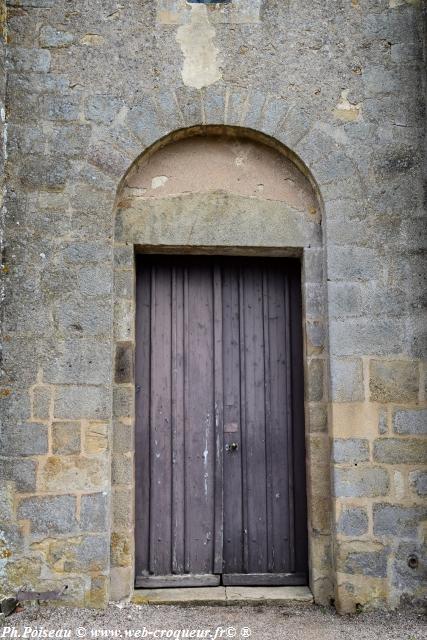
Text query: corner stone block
373 438 427 464
369 360 419 403
337 506 369 536
81 493 108 532
333 467 389 498
332 439 370 464
115 342 134 384
110 567 132 601
307 359 324 401
0 423 48 456
330 358 364 402
393 408 427 435
84 422 109 454
373 503 427 539
32 386 51 421
17 495 77 539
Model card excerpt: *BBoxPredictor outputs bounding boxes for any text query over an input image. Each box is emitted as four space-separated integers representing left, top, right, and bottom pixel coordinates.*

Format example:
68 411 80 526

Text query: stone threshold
132 586 313 606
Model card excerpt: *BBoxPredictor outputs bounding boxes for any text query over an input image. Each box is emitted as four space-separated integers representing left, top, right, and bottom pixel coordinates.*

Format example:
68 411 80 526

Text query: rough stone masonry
0 0 426 615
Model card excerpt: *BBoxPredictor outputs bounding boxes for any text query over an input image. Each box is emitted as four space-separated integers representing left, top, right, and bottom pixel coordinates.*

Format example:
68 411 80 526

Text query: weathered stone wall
0 0 426 613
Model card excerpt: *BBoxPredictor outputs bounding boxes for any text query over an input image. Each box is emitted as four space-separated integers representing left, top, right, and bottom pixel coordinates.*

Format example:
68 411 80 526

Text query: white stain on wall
176 4 222 89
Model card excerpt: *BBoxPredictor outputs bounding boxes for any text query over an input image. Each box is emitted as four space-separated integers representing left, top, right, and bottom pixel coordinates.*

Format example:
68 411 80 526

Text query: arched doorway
112 126 325 592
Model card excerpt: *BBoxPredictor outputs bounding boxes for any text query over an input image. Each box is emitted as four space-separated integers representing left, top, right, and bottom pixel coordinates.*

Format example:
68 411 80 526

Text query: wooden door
135 256 307 588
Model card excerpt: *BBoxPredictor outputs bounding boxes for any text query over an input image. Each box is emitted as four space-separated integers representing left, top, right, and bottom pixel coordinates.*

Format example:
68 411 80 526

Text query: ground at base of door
131 586 313 605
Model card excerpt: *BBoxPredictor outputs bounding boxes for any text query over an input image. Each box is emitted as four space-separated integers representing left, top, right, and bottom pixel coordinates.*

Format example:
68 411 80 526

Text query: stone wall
0 0 426 614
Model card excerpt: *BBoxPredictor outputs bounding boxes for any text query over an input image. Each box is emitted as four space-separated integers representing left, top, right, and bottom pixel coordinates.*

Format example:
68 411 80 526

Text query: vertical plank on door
242 263 268 573
222 263 243 573
185 262 215 574
135 260 151 577
149 264 172 575
171 266 185 574
213 264 224 574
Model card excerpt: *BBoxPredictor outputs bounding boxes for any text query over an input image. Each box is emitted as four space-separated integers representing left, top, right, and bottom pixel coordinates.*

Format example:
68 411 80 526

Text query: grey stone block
378 410 388 435
337 507 368 536
332 439 369 464
32 386 51 421
0 458 37 493
328 283 362 319
113 386 134 419
80 493 108 532
113 422 133 454
307 359 324 402
112 455 133 485
329 318 403 357
392 542 427 593
85 95 123 124
54 385 110 420
39 26 75 48
370 360 419 403
341 548 388 578
19 156 70 190
373 504 427 539
78 266 112 295
373 438 427 464
9 47 51 73
0 423 48 456
327 247 381 281
393 409 427 435
330 358 364 402
126 95 167 145
115 342 134 384
44 339 111 385
63 242 111 264
409 471 427 496
55 297 112 336
40 95 81 122
17 495 77 538
334 467 389 498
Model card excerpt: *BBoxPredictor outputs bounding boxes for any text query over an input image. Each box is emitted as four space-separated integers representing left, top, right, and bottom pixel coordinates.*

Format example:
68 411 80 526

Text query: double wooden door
135 255 307 587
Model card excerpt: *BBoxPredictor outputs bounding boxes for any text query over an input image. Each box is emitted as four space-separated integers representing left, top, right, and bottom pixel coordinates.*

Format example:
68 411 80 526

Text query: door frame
110 240 329 601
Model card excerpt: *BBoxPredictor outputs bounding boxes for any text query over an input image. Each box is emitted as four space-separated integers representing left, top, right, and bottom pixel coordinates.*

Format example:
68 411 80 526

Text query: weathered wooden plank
135 574 220 588
213 264 224 574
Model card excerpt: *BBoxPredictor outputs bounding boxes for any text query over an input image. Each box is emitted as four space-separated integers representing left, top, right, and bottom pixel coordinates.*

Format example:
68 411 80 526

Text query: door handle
225 442 239 452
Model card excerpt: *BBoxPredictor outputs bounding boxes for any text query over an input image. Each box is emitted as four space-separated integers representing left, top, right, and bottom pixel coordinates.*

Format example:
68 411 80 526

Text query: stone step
132 586 313 606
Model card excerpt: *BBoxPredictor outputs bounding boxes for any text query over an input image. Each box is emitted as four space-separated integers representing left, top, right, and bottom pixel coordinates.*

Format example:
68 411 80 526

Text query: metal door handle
225 442 239 452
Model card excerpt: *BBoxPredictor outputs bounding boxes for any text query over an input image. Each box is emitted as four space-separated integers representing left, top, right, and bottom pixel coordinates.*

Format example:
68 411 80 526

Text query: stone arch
110 124 332 605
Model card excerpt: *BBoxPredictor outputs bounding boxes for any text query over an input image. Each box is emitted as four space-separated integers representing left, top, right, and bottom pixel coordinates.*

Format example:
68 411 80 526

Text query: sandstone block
84 422 109 454
52 421 81 455
38 455 108 492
